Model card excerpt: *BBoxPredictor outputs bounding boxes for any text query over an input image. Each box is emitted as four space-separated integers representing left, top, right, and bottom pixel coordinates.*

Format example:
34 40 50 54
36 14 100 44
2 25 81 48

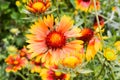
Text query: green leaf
0 2 10 10
78 69 93 74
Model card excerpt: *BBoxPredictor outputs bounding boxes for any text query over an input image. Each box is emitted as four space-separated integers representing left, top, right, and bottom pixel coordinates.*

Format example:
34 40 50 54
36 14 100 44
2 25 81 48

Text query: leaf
0 1 10 10
70 0 76 8
78 69 93 74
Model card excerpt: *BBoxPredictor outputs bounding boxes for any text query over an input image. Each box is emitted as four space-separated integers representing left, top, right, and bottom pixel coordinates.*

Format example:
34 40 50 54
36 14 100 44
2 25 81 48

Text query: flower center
77 28 94 42
46 31 66 49
32 2 44 10
83 0 90 2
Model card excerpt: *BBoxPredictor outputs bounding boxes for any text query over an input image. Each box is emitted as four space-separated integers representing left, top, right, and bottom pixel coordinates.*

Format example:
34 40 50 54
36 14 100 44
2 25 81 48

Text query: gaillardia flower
104 48 117 61
77 28 102 61
114 41 120 51
61 52 83 68
93 16 104 30
26 0 51 13
26 15 83 63
40 66 70 80
5 54 27 72
75 0 100 12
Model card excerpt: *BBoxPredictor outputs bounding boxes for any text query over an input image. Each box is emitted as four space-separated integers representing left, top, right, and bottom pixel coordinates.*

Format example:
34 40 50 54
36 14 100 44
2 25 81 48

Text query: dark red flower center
77 28 94 42
46 31 66 49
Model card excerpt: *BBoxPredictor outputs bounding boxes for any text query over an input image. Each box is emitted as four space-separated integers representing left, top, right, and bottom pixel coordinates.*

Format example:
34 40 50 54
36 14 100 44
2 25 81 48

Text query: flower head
93 16 105 30
75 0 100 12
5 54 27 72
77 28 94 42
40 66 70 80
61 52 83 68
26 15 83 63
26 0 51 13
114 41 120 51
104 48 117 61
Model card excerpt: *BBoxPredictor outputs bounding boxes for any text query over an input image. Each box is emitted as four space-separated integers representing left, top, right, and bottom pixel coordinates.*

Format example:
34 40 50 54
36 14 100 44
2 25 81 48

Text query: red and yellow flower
77 28 102 61
40 66 70 80
5 54 27 72
61 52 84 68
26 15 83 63
19 46 31 59
93 16 105 31
26 0 51 13
75 0 100 12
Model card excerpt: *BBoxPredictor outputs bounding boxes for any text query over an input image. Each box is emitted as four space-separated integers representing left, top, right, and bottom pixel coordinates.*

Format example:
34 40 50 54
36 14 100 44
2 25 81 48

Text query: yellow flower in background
114 41 120 51
22 0 27 3
7 45 18 54
75 0 100 12
40 66 70 80
61 52 83 68
15 1 21 7
26 15 83 64
104 48 117 61
10 28 20 35
26 0 51 13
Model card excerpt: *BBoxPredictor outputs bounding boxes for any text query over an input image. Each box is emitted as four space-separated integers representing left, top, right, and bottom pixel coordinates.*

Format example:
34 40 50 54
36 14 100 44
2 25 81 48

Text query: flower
77 28 102 61
75 0 100 12
19 46 31 59
77 28 94 42
26 0 51 13
5 54 27 72
86 37 101 61
104 48 117 61
26 15 83 63
114 41 120 51
7 45 18 54
61 52 83 68
30 54 44 73
93 16 105 31
10 28 20 35
40 66 70 80
16 1 21 7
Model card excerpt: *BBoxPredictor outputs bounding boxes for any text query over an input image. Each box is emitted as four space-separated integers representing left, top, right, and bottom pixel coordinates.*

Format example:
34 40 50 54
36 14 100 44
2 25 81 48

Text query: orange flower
93 16 105 30
26 15 83 63
75 0 100 12
77 28 102 61
5 54 27 72
26 0 51 13
61 52 83 68
40 66 70 80
19 46 31 59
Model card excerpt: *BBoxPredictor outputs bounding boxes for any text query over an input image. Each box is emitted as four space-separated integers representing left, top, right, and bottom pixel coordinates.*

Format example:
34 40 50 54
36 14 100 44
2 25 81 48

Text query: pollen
14 61 19 65
46 31 66 49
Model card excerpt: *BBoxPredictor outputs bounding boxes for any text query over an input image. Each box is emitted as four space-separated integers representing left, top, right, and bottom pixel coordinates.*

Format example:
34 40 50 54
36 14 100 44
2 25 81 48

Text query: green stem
16 72 27 80
108 62 115 80
93 0 104 44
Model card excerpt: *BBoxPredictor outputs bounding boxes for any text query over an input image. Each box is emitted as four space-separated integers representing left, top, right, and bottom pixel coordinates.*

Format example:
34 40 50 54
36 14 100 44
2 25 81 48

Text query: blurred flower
77 28 94 42
77 28 102 61
26 0 51 13
93 16 105 31
15 1 21 7
26 15 83 63
40 66 70 80
61 52 83 68
10 28 20 35
75 0 100 12
19 46 31 59
104 48 117 61
86 37 101 61
114 41 120 51
30 55 44 73
5 54 27 72
7 45 18 54
22 0 27 3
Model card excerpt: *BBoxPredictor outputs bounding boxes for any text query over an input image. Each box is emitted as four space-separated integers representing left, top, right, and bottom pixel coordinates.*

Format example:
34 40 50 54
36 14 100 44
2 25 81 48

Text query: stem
93 0 104 44
16 72 27 80
108 62 115 80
